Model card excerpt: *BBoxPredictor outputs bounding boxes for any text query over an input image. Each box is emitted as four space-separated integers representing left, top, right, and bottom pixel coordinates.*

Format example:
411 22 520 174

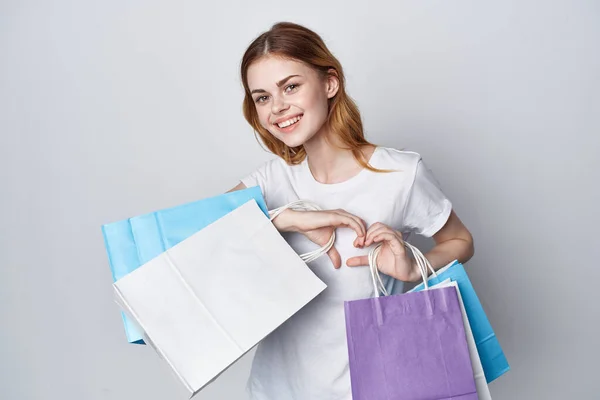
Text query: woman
229 21 474 400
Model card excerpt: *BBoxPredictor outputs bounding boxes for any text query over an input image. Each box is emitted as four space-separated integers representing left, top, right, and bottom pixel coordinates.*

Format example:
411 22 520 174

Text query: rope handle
369 240 438 297
268 200 335 264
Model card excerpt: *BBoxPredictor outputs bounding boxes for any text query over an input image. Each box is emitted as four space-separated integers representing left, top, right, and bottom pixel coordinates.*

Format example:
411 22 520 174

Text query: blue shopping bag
101 186 268 344
410 260 510 383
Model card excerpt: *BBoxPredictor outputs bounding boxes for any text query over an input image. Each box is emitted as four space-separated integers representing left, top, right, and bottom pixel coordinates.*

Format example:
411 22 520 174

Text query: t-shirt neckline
301 146 381 193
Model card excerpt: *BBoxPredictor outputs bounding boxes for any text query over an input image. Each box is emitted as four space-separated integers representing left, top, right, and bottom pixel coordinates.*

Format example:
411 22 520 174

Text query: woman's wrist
270 209 299 233
406 259 425 283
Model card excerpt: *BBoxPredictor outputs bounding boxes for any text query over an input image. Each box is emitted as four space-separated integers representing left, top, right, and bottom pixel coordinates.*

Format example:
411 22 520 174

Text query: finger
334 209 366 234
327 246 342 269
365 224 394 246
365 222 387 237
334 209 367 238
371 231 405 254
353 221 368 247
328 213 366 240
344 212 368 247
357 217 368 246
353 234 364 248
346 255 369 267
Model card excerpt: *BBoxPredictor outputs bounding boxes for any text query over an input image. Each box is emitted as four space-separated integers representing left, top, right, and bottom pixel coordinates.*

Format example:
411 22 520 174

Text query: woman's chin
286 135 314 149
276 133 307 149
271 126 318 149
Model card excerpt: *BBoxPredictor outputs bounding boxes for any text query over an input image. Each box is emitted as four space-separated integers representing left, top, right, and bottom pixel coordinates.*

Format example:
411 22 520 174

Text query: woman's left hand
346 222 420 282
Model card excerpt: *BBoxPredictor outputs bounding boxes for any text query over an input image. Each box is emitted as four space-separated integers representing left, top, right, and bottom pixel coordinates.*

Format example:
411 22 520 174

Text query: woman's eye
255 96 269 103
285 84 300 93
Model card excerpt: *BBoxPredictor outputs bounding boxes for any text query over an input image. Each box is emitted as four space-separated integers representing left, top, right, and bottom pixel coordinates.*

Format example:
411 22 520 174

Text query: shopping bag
113 199 327 397
410 260 510 383
430 279 492 399
101 186 268 344
344 244 477 400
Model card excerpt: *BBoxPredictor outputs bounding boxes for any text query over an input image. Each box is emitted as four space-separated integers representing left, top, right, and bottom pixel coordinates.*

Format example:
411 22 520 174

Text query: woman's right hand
273 209 367 269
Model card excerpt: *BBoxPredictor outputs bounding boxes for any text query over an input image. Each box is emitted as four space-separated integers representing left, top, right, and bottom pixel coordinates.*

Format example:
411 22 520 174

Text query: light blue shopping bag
101 186 268 344
410 260 510 383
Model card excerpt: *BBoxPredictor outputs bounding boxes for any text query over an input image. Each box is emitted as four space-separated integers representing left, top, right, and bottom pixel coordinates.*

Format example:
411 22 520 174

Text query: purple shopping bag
344 244 477 400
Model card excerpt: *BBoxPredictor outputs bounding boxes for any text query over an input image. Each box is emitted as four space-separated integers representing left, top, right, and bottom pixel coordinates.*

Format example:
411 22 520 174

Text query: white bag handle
369 239 437 297
268 200 335 264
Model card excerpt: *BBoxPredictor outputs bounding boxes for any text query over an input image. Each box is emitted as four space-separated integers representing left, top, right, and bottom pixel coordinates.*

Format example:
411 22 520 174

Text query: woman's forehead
247 57 314 88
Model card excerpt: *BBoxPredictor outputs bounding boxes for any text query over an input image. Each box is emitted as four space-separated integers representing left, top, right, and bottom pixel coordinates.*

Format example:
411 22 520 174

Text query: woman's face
247 56 339 148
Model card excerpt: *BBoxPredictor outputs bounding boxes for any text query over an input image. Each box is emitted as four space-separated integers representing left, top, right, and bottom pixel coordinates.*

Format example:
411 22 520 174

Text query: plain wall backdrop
1 1 599 399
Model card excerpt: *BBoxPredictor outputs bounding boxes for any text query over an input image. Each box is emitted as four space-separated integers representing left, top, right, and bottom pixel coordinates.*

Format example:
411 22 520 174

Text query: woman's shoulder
374 146 423 171
241 154 294 185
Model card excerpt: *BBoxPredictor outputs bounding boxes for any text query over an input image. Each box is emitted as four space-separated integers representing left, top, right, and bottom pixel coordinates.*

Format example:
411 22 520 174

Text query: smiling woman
239 23 385 172
246 57 335 149
228 21 475 400
253 75 306 133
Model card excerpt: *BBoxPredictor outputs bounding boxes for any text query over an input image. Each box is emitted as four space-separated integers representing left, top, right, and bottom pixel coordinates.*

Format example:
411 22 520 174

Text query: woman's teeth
277 115 302 128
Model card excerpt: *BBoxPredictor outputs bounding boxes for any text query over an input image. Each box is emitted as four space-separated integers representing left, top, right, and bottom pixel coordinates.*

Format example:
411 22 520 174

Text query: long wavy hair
241 22 387 172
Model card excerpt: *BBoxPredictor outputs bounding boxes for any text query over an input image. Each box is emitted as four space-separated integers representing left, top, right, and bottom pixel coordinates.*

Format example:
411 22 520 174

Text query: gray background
1 1 598 399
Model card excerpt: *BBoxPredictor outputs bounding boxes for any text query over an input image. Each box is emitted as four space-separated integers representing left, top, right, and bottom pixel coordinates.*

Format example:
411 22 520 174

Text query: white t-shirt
240 146 452 400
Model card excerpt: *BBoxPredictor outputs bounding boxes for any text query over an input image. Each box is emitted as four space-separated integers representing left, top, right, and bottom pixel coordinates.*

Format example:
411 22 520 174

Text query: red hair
241 22 387 172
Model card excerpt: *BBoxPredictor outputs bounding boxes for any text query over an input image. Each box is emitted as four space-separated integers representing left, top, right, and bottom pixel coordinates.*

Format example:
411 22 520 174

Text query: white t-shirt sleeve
240 160 272 204
402 158 452 237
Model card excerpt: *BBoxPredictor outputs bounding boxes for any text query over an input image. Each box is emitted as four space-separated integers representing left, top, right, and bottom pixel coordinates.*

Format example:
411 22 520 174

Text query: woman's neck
303 130 375 184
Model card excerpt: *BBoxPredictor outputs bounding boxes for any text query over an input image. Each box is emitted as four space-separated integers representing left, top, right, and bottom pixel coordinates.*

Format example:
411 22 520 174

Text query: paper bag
410 260 510 382
102 186 267 343
114 199 327 397
431 279 492 399
344 244 477 399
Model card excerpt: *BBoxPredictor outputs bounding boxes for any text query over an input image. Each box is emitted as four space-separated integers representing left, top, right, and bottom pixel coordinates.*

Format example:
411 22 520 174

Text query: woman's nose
271 95 289 114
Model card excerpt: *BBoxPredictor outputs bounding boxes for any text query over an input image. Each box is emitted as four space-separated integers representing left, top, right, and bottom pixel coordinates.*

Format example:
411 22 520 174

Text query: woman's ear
325 68 340 99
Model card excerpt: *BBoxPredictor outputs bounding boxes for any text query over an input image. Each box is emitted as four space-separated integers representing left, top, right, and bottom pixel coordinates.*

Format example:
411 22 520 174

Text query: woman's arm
226 182 247 193
425 210 475 271
346 210 474 282
226 181 368 268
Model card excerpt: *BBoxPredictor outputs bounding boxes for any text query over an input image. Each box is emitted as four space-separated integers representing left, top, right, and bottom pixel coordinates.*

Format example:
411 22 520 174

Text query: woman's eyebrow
251 75 301 95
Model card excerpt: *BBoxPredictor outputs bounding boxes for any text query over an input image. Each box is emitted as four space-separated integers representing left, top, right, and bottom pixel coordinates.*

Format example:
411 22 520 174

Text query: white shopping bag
113 199 327 397
429 279 492 400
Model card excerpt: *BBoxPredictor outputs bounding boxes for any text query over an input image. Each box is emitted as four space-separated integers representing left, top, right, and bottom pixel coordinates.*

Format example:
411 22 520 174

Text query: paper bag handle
369 240 437 297
268 200 336 264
